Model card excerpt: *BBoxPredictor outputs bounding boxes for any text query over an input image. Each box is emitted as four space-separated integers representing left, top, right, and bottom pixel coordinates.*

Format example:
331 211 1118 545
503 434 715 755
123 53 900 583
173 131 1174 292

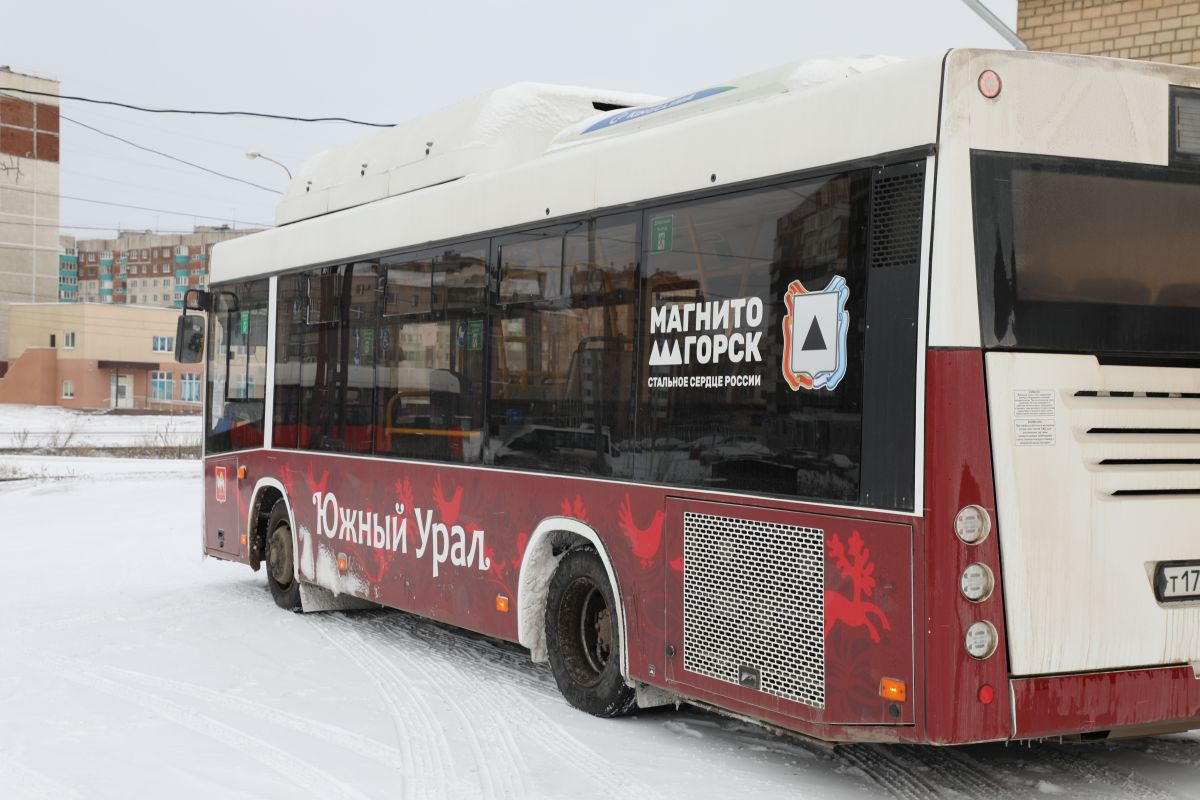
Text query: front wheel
265 502 301 610
545 546 637 717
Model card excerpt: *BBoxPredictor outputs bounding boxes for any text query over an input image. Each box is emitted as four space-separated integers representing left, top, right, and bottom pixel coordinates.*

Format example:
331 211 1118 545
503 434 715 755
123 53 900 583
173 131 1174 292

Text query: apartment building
0 302 199 411
0 66 60 373
70 226 261 308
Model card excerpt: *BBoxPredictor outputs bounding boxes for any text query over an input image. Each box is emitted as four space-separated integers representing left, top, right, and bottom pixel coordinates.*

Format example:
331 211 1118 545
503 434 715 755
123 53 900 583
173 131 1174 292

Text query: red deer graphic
825 531 891 644
618 494 664 567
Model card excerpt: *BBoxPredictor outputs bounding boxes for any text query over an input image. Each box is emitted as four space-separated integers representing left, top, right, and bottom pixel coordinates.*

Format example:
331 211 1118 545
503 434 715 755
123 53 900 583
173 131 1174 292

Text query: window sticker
781 276 850 392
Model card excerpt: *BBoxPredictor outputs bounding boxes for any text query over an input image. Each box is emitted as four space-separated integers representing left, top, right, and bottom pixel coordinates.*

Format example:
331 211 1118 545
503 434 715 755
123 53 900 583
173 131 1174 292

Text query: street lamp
245 151 293 180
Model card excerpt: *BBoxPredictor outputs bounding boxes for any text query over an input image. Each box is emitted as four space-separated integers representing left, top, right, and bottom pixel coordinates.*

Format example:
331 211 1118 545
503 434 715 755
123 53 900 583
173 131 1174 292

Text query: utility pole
960 0 1029 50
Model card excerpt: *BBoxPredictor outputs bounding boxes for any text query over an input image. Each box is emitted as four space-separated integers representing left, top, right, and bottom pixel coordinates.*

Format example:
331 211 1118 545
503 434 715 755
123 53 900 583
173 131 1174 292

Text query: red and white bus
179 48 1200 744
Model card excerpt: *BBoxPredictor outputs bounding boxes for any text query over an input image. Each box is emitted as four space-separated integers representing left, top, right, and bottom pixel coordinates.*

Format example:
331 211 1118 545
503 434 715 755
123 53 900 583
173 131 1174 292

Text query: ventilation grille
869 166 925 270
682 511 825 708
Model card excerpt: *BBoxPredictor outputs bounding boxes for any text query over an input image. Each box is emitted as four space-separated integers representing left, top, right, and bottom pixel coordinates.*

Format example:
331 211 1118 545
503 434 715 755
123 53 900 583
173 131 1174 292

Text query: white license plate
1155 562 1200 602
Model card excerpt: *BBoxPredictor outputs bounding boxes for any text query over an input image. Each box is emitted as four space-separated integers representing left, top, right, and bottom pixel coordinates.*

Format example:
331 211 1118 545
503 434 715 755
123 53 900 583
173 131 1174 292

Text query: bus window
974 152 1200 356
206 279 269 454
375 319 484 462
375 242 485 462
634 173 869 502
432 241 488 311
277 263 379 454
486 215 639 477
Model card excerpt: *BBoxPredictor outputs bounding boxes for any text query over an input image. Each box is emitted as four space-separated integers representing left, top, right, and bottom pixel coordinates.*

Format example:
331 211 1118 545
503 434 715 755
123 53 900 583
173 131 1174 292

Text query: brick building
0 66 60 374
0 302 199 410
1019 0 1200 64
69 225 261 308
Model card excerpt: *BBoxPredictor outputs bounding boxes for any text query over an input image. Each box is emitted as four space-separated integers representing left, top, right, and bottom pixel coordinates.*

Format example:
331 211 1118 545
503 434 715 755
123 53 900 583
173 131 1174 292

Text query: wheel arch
246 478 295 577
516 515 629 677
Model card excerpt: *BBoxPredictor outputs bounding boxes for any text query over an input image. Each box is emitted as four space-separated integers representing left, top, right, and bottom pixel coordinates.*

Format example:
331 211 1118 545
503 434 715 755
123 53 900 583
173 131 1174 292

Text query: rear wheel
265 502 300 610
545 546 637 717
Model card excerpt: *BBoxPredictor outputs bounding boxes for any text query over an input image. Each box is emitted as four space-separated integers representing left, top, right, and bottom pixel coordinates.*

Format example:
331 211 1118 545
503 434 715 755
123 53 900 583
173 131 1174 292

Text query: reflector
879 677 907 703
978 70 1002 99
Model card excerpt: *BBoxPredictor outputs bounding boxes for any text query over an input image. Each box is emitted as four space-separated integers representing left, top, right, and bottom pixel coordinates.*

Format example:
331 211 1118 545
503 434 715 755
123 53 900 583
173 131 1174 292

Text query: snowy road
3 456 1200 799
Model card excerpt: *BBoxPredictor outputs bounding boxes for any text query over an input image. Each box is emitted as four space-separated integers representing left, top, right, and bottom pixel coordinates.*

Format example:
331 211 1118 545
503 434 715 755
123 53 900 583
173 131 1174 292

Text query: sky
2 0 1017 242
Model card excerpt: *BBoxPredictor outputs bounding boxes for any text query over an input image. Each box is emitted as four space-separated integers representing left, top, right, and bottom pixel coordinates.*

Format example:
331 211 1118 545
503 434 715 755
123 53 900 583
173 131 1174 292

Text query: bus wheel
545 546 637 717
265 502 300 610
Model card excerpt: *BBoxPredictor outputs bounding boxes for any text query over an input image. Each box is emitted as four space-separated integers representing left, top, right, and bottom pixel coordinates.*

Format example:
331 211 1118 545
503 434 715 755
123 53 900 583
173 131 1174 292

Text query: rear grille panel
682 511 825 709
1070 388 1200 495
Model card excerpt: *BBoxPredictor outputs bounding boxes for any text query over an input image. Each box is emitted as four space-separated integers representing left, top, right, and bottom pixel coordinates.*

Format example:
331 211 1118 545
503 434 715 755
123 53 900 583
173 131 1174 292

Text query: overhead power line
62 115 282 195
1 183 271 226
0 86 395 127
0 88 285 196
0 219 256 234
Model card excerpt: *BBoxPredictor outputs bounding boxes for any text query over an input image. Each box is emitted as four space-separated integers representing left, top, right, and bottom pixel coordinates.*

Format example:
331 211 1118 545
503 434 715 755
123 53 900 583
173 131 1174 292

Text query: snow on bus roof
275 56 899 227
276 82 662 226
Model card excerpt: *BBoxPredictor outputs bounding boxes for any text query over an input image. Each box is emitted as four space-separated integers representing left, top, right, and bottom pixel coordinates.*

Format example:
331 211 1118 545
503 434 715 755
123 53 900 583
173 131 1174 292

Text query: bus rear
933 49 1200 741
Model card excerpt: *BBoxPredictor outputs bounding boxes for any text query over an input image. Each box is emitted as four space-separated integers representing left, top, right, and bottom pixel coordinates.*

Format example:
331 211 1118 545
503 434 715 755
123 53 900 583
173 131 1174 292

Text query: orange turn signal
237 465 247 480
495 595 510 613
337 554 348 574
239 533 248 548
880 677 907 703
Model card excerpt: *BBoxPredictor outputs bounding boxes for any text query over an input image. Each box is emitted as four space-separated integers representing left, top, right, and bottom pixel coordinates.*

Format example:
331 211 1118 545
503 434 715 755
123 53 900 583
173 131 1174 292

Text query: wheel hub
268 524 293 587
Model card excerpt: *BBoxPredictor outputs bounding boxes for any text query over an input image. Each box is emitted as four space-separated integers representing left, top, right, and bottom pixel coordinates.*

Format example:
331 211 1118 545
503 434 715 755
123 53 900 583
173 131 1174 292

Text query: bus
177 48 1200 744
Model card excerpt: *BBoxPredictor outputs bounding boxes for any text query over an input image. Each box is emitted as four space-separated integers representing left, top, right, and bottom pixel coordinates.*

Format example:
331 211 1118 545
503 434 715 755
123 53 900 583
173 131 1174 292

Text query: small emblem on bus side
781 276 849 392
215 466 227 503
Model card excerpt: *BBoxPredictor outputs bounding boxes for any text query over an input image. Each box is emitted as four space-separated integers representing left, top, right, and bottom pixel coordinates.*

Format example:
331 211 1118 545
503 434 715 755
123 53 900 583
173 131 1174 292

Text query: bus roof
212 52 953 284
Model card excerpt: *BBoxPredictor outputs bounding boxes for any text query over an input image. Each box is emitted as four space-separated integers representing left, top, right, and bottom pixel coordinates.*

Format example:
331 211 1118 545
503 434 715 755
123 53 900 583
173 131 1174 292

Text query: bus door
662 498 914 726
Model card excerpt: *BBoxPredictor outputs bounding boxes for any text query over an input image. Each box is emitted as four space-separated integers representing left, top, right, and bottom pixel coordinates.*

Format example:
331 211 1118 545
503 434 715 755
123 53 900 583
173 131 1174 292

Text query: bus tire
545 546 637 717
265 502 301 610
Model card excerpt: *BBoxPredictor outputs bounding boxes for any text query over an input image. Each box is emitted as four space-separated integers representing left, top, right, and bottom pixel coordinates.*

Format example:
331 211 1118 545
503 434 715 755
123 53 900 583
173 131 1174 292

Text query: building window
151 371 174 402
64 331 75 348
180 372 202 403
152 335 174 353
62 380 74 399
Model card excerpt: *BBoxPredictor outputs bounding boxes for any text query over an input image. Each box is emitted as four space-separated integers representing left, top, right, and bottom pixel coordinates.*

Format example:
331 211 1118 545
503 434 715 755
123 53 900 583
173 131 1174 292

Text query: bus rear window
973 152 1200 356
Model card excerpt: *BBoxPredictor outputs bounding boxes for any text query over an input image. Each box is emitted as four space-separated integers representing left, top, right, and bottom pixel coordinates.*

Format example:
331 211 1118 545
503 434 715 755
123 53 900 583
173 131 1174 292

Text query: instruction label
1014 390 1055 446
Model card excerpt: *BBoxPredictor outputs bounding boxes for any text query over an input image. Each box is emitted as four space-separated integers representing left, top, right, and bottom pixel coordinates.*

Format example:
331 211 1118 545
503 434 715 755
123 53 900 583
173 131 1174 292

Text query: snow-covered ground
3 455 1200 799
0 404 201 449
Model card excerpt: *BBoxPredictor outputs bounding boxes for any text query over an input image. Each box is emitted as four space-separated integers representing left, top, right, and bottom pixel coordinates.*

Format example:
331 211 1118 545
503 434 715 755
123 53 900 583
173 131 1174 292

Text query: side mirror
175 313 205 363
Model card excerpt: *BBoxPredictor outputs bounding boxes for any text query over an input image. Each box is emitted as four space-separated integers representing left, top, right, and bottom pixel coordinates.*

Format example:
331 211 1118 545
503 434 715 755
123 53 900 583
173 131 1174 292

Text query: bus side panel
923 348 1012 743
661 498 915 727
203 454 245 561
259 449 677 645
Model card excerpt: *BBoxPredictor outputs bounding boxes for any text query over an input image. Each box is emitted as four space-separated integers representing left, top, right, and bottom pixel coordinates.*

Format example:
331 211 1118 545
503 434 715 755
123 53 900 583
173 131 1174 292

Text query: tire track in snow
321 613 516 800
1021 744 1183 800
357 610 669 800
0 751 84 800
10 650 372 800
1105 735 1200 768
73 661 415 784
310 617 452 800
354 615 531 799
833 745 945 800
889 744 1014 797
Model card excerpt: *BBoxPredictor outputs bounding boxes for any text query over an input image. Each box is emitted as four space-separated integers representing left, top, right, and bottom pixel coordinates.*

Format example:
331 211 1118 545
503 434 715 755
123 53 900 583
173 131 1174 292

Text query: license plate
1154 561 1200 602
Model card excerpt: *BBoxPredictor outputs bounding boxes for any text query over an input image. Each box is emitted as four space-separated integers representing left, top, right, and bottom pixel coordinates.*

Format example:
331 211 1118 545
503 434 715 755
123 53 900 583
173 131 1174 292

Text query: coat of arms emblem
781 276 849 391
